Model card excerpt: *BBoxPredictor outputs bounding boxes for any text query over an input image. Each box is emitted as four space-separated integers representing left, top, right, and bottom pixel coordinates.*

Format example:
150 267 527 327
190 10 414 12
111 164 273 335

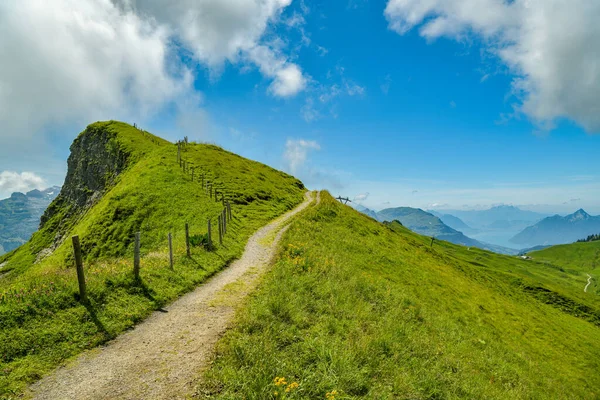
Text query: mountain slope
511 209 600 246
0 187 60 255
202 192 600 399
376 207 516 254
429 210 478 234
354 204 379 221
0 121 305 396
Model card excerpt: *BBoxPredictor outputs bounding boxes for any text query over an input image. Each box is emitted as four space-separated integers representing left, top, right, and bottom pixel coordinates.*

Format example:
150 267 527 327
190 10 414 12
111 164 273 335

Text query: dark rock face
61 124 130 208
40 124 131 229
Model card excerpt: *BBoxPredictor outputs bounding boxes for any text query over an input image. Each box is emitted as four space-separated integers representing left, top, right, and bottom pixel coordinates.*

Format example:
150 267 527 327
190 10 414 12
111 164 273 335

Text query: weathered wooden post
227 202 232 221
218 214 223 245
185 223 191 257
430 237 435 247
134 232 141 279
207 219 212 249
72 235 87 303
168 232 174 270
223 209 226 233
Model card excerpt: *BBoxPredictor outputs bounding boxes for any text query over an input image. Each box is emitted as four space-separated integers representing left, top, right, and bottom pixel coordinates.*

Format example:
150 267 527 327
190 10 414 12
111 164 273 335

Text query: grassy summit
0 121 305 396
202 192 600 399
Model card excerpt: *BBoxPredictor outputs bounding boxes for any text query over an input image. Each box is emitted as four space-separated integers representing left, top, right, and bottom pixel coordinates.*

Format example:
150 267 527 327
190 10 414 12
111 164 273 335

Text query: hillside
376 207 516 254
0 121 305 396
529 241 599 295
511 209 600 246
0 187 60 255
429 210 478 235
354 204 379 221
201 192 600 399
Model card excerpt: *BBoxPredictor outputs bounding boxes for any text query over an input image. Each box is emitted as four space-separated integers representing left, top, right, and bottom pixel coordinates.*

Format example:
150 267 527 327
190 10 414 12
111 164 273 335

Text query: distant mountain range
431 205 547 231
367 206 518 254
510 209 600 246
0 187 60 255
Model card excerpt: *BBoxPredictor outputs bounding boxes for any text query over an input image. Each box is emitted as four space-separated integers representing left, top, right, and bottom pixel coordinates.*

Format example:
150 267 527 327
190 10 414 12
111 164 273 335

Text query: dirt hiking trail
27 191 317 400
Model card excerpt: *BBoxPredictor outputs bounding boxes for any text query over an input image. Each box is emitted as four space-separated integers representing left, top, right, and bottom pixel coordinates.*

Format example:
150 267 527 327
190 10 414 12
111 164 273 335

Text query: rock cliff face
40 123 132 230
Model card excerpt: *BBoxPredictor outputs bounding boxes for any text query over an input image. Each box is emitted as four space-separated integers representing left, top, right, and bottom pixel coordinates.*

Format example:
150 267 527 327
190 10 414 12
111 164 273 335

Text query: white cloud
270 64 307 97
385 0 600 133
0 0 306 145
0 171 46 198
283 139 320 174
0 0 191 139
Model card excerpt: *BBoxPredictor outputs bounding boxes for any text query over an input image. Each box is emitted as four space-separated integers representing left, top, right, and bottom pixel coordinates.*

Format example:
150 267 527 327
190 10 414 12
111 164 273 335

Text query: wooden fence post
218 214 223 245
72 235 87 303
168 232 174 270
207 219 212 249
185 223 191 257
223 208 227 234
134 232 141 279
227 202 232 221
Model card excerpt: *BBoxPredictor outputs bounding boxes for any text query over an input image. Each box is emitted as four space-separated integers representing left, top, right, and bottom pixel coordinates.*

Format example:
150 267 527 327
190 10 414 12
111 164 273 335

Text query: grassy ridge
0 121 305 397
202 192 600 399
529 241 599 295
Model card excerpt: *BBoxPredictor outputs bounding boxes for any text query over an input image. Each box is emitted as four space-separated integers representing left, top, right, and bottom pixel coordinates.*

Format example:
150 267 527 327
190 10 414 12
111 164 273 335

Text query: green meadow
201 192 600 399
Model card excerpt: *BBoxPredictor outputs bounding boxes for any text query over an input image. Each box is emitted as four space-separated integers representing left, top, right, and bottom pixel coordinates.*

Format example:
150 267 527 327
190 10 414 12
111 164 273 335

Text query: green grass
201 192 600 399
528 241 600 296
0 121 305 398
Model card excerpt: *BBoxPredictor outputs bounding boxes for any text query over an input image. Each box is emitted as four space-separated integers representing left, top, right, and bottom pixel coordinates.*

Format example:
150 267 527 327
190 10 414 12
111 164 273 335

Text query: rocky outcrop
40 123 132 229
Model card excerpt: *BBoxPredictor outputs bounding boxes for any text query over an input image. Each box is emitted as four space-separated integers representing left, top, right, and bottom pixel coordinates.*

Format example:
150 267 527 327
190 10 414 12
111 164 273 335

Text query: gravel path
27 191 315 400
585 273 593 293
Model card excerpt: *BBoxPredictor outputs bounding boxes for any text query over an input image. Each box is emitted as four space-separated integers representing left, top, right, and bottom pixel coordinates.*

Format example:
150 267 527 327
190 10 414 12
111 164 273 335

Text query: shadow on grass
82 301 115 340
186 255 207 270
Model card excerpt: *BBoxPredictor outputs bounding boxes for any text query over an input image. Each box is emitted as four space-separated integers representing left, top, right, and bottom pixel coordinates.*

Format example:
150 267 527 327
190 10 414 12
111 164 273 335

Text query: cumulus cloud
0 0 191 138
0 171 46 198
283 139 320 174
133 0 307 97
385 0 600 132
0 0 306 142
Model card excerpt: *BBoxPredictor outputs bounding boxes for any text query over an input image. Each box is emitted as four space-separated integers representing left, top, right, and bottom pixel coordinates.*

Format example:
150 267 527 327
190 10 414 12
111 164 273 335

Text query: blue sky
1 0 599 214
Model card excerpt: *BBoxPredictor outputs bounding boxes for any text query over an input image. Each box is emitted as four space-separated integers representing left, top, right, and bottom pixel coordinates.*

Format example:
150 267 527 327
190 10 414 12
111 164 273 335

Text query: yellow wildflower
274 376 287 386
285 381 299 392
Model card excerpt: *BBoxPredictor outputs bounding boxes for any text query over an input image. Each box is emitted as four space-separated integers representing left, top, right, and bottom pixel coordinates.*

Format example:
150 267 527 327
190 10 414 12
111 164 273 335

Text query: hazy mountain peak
572 208 589 218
